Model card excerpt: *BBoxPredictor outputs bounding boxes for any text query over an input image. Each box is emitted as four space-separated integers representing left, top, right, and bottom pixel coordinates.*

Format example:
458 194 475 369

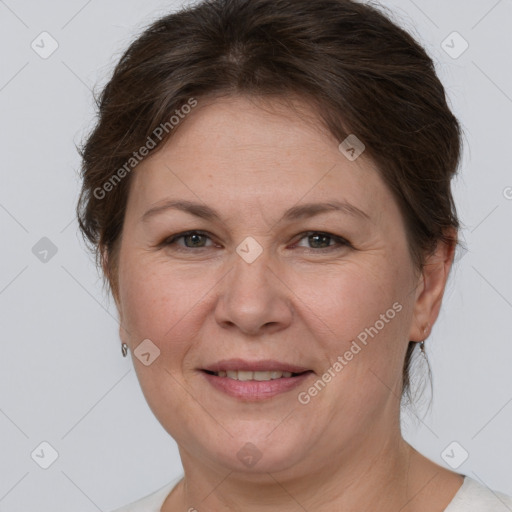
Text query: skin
110 95 464 511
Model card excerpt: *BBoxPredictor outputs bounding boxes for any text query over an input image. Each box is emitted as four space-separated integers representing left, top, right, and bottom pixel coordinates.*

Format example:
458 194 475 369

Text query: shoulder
109 477 181 512
444 475 512 512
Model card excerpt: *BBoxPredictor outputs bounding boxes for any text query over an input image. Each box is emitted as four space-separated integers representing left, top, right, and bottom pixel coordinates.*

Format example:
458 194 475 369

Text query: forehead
125 95 396 227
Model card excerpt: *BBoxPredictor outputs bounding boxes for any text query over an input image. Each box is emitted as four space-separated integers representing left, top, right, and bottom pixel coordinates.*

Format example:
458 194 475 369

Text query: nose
214 250 294 337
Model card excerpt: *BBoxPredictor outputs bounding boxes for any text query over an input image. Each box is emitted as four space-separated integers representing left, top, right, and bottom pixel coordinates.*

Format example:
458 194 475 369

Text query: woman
76 0 512 510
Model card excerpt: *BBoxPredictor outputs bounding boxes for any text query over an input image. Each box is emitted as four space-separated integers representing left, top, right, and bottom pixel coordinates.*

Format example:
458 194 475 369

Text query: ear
408 229 457 342
100 246 126 343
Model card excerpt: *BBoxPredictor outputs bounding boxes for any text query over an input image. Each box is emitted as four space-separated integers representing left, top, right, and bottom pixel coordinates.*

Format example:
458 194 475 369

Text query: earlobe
119 323 128 343
409 232 457 342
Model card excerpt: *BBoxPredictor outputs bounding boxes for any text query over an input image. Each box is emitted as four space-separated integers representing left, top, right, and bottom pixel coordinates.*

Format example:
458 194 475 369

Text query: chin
205 432 310 475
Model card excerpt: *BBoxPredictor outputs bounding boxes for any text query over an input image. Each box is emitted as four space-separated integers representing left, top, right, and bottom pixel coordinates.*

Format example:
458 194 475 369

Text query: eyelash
161 230 352 253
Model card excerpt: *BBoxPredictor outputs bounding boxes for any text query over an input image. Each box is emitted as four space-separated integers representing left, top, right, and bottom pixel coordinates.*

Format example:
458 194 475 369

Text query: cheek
292 258 404 337
293 261 410 399
119 253 207 340
118 258 210 438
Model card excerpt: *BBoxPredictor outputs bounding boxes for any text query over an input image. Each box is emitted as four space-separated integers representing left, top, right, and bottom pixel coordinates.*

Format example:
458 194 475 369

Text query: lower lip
201 371 314 401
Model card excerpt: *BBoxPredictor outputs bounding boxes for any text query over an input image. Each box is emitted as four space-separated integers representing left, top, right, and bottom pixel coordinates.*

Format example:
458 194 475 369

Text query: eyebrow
140 199 370 224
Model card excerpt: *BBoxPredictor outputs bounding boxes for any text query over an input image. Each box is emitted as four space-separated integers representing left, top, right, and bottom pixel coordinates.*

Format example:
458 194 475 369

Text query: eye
161 230 351 253
293 231 351 252
163 230 215 250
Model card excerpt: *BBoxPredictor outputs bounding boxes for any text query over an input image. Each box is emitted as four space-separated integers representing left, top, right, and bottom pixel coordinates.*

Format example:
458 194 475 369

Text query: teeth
213 370 294 380
254 371 272 381
237 370 253 381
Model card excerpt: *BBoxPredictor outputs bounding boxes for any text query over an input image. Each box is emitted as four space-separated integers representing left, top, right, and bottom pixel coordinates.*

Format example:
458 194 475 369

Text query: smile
200 368 314 401
205 369 304 380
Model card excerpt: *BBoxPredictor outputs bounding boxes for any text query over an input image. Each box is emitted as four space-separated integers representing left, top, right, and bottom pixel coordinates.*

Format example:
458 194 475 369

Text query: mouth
199 359 315 401
202 369 311 380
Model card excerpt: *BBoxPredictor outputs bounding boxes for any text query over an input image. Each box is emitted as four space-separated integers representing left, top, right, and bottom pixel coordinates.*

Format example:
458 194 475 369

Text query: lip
202 358 311 373
201 369 314 401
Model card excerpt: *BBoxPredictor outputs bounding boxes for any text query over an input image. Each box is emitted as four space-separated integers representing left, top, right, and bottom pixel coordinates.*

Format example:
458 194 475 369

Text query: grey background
0 0 511 510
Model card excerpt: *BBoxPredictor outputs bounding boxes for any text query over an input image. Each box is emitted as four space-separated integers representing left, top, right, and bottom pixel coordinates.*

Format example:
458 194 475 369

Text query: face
114 95 430 479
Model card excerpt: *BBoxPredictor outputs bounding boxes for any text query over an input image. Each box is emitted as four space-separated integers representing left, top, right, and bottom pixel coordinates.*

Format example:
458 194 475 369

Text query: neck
164 430 432 511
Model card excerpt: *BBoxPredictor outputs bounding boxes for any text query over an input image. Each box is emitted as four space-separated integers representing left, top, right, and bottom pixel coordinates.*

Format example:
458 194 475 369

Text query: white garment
110 474 512 511
110 476 181 512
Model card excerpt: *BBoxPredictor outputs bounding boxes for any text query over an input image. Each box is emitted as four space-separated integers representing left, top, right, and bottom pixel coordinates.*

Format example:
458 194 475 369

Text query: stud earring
121 342 128 357
419 322 430 353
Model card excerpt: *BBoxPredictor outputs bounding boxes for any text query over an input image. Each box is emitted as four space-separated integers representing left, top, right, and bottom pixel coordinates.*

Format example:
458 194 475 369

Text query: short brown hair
76 0 463 404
